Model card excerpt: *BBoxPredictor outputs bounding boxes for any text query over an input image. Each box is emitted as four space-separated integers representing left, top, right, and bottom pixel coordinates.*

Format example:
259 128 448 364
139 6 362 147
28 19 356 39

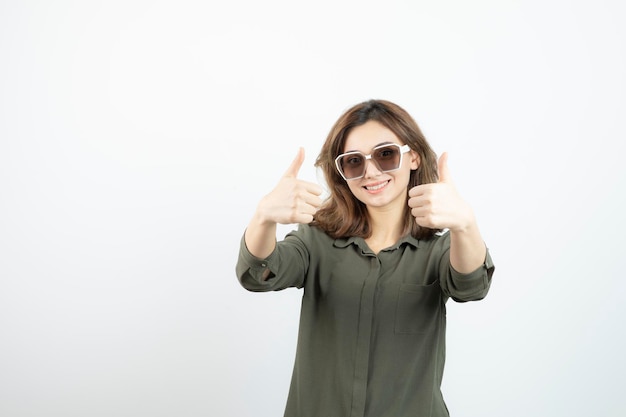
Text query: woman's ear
410 150 420 170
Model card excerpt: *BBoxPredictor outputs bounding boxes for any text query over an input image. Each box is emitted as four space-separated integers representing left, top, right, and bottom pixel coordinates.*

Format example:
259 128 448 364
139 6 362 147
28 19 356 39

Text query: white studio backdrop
1 0 625 416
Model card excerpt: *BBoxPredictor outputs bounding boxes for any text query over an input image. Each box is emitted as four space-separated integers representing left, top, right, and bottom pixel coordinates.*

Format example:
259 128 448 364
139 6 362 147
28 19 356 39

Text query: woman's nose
363 158 383 178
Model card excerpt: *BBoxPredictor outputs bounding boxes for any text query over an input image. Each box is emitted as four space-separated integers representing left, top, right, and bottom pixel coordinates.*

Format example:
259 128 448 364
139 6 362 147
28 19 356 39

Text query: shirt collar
333 234 420 252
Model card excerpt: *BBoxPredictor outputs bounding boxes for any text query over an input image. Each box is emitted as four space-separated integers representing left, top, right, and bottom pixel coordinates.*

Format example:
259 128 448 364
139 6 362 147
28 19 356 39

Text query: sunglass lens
373 146 401 171
340 153 365 179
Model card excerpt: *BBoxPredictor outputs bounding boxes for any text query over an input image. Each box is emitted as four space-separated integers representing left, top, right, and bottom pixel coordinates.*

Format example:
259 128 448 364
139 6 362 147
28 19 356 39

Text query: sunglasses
335 143 411 181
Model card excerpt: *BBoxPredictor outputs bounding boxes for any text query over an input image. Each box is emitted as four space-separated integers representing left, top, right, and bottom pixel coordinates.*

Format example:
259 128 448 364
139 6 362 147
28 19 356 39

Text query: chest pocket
394 281 442 335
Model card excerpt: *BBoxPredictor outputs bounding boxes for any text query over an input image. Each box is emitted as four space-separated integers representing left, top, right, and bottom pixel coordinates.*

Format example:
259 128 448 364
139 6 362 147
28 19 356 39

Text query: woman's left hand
407 152 475 233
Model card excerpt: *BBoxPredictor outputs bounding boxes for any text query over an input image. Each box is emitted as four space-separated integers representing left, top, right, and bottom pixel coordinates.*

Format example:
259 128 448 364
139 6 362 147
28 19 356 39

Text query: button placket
350 255 381 417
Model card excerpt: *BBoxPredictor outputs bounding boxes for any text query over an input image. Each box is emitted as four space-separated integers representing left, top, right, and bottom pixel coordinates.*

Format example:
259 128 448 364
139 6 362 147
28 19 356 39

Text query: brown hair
312 99 439 240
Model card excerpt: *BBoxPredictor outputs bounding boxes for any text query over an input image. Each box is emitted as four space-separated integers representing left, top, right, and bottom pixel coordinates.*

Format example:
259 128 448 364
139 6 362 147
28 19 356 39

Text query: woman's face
340 120 419 211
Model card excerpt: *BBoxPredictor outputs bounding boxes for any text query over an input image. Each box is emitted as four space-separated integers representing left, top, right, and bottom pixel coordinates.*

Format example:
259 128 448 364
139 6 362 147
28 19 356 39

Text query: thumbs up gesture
407 152 475 232
256 147 324 225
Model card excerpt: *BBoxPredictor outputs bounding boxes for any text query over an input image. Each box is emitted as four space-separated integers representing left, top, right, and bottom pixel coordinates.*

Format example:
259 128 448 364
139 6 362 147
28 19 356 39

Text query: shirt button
261 262 267 267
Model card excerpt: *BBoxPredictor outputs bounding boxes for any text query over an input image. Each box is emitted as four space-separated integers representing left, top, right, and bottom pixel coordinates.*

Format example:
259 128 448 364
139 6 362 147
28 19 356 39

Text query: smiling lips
364 180 390 192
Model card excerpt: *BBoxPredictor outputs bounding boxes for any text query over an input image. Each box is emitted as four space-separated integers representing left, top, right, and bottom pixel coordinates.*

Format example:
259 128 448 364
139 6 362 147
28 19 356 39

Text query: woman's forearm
244 212 278 259
449 219 487 274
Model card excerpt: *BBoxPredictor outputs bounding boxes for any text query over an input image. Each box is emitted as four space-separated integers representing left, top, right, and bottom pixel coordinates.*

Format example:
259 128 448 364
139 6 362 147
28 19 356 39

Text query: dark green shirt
236 224 494 417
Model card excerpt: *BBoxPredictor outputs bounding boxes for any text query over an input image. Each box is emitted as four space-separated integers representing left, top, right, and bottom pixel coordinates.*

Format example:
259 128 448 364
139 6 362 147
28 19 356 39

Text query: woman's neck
365 204 406 253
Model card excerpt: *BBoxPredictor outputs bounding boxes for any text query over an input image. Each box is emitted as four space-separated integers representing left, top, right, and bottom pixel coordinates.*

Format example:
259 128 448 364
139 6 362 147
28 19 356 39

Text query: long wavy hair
312 99 440 240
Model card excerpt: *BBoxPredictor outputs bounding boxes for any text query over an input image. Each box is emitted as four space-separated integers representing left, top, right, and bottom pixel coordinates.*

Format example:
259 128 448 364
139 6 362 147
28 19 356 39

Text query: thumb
437 152 451 183
283 147 305 178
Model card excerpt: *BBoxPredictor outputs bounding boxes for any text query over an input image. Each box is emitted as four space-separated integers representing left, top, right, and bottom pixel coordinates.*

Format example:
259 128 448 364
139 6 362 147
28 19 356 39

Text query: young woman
236 99 495 417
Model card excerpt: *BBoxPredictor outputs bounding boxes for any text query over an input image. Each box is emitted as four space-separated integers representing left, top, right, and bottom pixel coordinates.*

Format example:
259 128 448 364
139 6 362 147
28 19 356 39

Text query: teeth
365 182 387 191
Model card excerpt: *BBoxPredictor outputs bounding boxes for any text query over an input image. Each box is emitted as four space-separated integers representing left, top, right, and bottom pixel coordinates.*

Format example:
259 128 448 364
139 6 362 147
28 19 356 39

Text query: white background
1 0 625 416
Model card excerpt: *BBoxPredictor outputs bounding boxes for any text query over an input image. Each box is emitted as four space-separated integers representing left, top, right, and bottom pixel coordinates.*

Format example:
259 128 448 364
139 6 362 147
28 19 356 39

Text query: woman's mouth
363 180 389 192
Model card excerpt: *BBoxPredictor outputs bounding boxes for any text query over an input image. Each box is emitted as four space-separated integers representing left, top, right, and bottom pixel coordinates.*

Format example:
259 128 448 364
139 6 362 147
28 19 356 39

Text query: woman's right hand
255 147 324 225
244 147 323 260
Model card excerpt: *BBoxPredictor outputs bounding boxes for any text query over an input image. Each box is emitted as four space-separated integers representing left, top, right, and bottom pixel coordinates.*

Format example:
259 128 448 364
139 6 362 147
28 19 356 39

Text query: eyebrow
344 141 396 154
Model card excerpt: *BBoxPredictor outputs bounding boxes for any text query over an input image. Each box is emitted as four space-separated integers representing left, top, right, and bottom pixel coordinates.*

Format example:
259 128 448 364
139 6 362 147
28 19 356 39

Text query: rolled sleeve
441 249 495 302
236 232 307 292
